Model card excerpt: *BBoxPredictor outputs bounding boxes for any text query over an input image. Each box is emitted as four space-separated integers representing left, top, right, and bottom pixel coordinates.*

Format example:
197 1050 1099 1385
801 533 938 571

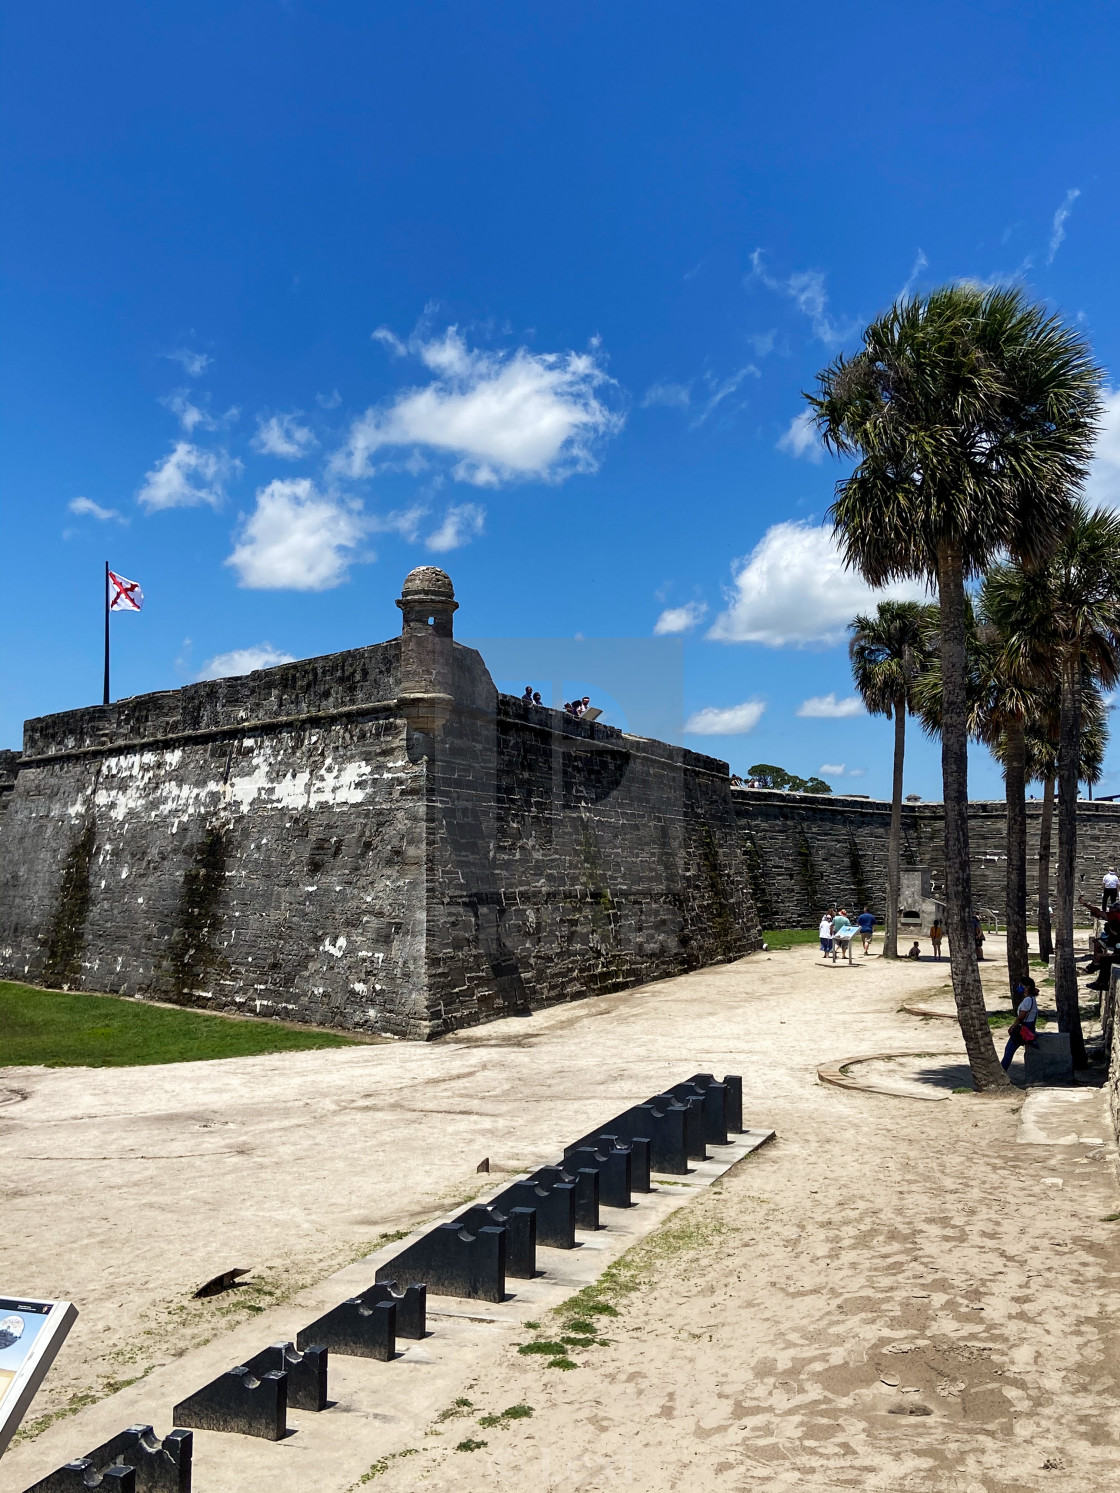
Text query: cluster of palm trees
809 283 1120 1091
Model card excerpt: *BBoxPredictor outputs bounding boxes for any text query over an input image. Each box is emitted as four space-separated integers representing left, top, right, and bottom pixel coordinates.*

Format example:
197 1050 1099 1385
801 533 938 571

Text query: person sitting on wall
730 774 744 786
907 941 921 959
1000 978 1039 1071
1078 896 1120 992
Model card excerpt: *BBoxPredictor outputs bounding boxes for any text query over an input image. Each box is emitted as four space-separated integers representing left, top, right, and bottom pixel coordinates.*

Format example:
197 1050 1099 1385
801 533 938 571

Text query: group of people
519 686 595 718
818 907 878 962
729 774 765 789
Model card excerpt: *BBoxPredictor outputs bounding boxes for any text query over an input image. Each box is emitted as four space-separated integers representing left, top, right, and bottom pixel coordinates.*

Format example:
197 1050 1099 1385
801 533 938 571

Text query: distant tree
849 600 936 958
810 284 1102 1091
747 763 832 794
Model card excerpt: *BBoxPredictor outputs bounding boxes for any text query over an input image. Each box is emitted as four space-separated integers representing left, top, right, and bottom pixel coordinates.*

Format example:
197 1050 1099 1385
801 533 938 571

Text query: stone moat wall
737 788 1120 928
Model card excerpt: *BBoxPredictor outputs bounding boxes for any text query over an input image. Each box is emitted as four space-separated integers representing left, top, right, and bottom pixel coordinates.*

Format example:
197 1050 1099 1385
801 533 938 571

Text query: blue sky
4 1 1120 800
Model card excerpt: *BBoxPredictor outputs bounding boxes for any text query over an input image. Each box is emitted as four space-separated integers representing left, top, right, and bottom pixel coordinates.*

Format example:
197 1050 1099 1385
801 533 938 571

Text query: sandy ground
2 937 1119 1491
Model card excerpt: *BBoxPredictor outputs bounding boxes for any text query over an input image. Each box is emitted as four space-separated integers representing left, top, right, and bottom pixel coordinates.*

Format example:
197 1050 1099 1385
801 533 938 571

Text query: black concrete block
687 1072 743 1133
567 1144 633 1208
25 1424 192 1493
666 1079 728 1146
295 1298 396 1361
356 1280 428 1339
242 1344 327 1413
595 1134 651 1193
649 1092 706 1160
25 1462 136 1492
459 1205 536 1278
375 1223 506 1301
172 1366 287 1441
532 1164 600 1230
570 1103 688 1173
488 1177 577 1249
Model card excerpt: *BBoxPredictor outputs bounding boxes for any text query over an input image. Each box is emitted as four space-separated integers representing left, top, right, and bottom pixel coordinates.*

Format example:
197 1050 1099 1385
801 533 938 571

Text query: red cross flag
108 570 143 612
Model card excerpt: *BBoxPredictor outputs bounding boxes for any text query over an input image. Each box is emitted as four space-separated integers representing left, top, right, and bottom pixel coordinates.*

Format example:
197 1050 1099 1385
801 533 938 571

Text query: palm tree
1001 505 1120 1066
974 567 1053 994
849 601 935 958
1025 683 1107 962
910 591 1042 996
810 285 1102 1092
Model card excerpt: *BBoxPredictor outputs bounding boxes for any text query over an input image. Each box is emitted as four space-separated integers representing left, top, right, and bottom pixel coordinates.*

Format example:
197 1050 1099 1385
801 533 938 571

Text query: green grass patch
455 1438 487 1452
517 1340 569 1356
548 1357 577 1370
555 1204 726 1323
1100 1212 1120 1223
356 1449 418 1484
761 928 822 949
478 1404 533 1429
0 981 363 1068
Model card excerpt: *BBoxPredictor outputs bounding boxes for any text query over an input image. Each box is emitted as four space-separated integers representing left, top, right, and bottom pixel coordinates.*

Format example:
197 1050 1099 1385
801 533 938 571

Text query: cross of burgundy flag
108 570 143 611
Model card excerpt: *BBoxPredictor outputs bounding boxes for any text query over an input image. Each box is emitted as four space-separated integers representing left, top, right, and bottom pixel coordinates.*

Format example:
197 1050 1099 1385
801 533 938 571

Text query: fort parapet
0 568 760 1037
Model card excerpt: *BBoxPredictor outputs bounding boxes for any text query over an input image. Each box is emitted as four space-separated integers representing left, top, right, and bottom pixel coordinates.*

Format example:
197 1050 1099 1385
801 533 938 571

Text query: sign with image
0 1297 78 1459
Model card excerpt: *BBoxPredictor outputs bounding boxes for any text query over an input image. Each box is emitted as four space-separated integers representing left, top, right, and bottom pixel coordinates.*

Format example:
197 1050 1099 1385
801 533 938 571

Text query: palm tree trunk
1038 775 1055 962
1003 719 1029 994
883 699 905 959
937 543 1009 1090
1055 658 1088 1068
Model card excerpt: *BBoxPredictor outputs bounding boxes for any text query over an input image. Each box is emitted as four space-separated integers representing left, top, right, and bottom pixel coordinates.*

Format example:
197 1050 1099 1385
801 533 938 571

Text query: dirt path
2 940 1118 1491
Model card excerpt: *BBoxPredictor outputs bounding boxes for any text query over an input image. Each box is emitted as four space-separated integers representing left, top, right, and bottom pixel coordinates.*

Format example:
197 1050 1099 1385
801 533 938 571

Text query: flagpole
103 561 110 706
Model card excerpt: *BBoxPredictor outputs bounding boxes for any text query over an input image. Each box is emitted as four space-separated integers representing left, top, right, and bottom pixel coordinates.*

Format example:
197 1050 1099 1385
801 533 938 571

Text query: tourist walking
855 907 877 955
1000 978 1039 1071
831 909 854 964
929 918 944 959
818 911 834 959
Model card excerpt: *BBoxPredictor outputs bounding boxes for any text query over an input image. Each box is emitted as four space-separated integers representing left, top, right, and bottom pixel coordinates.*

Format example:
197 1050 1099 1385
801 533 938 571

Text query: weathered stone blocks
295 1298 396 1361
375 1222 506 1301
242 1343 328 1413
23 1426 192 1493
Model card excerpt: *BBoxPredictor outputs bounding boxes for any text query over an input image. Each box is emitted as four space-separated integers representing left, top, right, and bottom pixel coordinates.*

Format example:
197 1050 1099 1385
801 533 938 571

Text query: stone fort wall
737 787 1120 928
0 571 760 1037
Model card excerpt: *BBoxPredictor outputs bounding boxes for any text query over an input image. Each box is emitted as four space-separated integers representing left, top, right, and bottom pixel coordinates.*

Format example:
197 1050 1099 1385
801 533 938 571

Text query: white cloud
707 520 928 648
372 326 408 356
776 410 822 463
369 504 427 542
1048 188 1081 264
196 643 296 681
161 389 238 434
226 478 368 590
848 768 866 777
316 388 342 409
653 601 708 635
797 693 865 719
333 326 622 486
69 496 125 523
820 763 845 775
252 412 318 460
684 700 766 736
165 348 212 377
1086 387 1120 508
137 442 241 511
749 250 856 346
898 249 929 300
690 366 760 428
427 502 485 552
642 381 691 408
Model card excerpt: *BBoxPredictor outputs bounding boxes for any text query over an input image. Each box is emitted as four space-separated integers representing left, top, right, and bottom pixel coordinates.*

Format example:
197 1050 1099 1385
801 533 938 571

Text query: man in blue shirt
855 908 877 955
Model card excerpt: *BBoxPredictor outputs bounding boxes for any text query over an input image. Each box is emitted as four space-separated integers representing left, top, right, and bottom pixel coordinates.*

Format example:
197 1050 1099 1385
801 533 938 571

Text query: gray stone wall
735 788 1120 928
422 650 759 1032
0 641 435 1036
0 625 760 1038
